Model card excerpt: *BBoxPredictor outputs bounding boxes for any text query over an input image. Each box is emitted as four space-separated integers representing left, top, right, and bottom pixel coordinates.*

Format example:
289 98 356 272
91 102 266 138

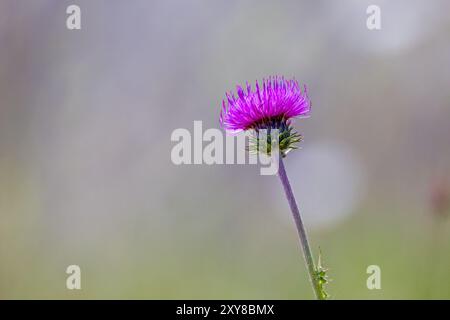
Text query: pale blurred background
1 0 450 299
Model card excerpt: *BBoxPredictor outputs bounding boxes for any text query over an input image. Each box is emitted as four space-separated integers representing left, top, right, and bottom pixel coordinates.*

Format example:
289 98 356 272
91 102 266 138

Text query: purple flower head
220 76 311 133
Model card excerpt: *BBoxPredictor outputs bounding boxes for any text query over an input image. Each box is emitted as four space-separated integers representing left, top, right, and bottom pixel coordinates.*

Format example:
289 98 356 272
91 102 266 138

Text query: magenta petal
220 76 311 131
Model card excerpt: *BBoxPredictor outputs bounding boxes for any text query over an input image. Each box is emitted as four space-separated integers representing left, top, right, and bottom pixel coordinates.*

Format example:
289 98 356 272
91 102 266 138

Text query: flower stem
277 157 324 300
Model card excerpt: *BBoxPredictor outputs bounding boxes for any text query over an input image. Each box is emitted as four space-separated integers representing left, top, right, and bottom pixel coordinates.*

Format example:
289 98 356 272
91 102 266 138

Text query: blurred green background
1 0 450 299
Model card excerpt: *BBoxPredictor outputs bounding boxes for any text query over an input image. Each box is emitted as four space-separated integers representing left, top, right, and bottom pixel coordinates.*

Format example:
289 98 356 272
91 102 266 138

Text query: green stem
277 157 324 300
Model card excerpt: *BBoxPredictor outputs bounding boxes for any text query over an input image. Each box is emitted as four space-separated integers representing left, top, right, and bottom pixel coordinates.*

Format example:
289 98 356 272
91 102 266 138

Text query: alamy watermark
66 5 81 30
366 265 381 290
66 265 81 290
171 121 280 175
366 5 381 30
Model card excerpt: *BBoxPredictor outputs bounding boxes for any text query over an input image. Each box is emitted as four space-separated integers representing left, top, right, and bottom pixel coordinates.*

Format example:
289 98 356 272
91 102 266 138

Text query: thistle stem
277 157 323 300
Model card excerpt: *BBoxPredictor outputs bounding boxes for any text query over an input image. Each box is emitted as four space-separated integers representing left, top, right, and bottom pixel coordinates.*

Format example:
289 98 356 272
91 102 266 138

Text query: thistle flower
220 76 311 156
220 76 328 300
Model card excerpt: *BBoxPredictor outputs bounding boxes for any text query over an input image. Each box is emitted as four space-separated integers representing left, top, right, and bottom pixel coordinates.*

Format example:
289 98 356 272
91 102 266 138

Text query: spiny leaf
314 248 330 300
